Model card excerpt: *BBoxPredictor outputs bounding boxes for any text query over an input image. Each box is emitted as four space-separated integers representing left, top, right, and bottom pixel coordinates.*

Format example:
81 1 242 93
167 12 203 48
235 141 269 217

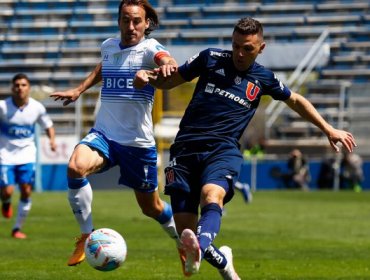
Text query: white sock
68 183 94 234
161 216 181 247
234 181 243 190
14 199 32 230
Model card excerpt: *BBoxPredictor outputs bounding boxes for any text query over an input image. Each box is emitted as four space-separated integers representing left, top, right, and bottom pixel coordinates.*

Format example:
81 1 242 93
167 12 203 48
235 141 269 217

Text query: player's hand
50 140 57 152
133 70 159 89
158 64 177 78
50 89 80 106
327 128 357 153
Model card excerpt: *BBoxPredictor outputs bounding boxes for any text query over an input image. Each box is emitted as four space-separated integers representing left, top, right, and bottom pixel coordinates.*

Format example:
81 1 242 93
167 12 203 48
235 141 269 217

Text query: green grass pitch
0 190 369 280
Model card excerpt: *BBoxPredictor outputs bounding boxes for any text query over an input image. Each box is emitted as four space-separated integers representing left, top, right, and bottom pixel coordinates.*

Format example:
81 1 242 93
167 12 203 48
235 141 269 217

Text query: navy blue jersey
175 48 291 147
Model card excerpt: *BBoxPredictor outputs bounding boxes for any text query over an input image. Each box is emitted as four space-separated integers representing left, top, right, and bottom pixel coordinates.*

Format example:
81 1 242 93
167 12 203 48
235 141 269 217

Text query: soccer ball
84 228 127 271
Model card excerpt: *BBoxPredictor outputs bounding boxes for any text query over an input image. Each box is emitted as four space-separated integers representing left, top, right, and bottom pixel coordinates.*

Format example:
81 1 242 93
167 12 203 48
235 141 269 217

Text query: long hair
118 0 159 36
233 17 263 37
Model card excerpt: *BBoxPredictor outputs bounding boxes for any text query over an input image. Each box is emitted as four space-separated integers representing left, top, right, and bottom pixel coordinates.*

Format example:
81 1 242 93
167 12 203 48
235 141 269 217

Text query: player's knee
1 192 11 200
20 185 32 199
1 187 14 199
68 157 90 177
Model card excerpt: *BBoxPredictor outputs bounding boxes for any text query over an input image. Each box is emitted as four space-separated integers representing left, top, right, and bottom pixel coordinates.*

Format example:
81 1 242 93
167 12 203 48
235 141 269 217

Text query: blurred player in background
0 73 56 239
285 148 310 191
134 17 356 279
50 0 180 267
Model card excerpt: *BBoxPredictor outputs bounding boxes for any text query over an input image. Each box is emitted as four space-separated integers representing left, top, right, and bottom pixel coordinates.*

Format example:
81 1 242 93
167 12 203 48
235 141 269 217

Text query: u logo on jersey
245 81 260 101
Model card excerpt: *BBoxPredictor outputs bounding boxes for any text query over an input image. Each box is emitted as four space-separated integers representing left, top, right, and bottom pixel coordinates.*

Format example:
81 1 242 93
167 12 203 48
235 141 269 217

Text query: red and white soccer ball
84 228 127 271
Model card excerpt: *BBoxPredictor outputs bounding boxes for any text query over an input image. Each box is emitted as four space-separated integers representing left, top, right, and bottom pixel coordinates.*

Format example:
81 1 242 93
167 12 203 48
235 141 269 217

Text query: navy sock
203 244 228 269
197 203 222 256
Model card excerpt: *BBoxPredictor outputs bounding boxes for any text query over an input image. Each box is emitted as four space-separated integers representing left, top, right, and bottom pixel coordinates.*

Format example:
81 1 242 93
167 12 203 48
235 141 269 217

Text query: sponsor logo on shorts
165 168 175 184
140 182 151 189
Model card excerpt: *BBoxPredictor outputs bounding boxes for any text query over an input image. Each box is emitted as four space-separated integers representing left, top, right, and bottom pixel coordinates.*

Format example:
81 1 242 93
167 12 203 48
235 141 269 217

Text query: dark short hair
234 17 263 37
12 73 30 84
118 0 159 36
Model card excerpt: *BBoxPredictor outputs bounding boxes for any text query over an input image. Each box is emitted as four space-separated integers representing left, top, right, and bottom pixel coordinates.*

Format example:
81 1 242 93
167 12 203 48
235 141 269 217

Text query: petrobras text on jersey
103 77 134 89
204 83 252 109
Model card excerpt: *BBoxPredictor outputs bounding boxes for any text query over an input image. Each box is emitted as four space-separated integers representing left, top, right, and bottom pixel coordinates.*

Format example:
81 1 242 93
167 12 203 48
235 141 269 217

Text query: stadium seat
0 0 368 145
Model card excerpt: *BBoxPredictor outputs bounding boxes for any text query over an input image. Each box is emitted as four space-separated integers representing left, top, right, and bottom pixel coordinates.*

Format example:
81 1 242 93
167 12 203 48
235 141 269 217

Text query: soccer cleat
178 247 192 277
180 229 201 276
241 183 252 203
12 228 27 239
2 202 13 218
218 246 241 280
234 182 252 203
67 233 89 266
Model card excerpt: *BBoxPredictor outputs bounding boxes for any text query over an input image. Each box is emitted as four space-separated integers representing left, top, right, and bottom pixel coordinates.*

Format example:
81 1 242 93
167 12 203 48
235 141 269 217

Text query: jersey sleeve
178 49 210 82
37 104 53 129
262 68 291 101
145 38 171 66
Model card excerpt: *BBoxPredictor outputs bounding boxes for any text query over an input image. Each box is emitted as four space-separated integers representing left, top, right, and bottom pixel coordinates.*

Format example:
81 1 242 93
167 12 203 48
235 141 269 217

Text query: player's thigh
16 163 35 187
68 144 106 176
202 151 243 205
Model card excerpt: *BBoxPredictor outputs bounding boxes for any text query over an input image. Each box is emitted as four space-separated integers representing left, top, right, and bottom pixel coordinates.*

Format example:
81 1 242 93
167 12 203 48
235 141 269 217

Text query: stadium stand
0 0 369 156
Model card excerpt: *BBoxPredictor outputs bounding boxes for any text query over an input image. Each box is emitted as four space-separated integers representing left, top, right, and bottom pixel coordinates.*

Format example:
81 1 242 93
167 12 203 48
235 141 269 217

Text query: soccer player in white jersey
0 73 56 239
50 0 181 267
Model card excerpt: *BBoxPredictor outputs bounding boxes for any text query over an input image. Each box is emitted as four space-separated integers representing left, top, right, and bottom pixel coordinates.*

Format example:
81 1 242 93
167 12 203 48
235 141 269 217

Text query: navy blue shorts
164 140 243 214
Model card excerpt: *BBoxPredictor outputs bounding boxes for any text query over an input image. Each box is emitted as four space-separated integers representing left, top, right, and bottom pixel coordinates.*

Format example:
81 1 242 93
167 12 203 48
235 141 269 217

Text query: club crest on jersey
234 76 242 85
245 81 260 101
113 53 123 65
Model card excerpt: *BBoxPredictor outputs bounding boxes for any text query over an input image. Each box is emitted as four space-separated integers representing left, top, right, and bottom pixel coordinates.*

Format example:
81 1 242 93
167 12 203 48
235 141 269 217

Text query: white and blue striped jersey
94 37 170 148
0 97 53 165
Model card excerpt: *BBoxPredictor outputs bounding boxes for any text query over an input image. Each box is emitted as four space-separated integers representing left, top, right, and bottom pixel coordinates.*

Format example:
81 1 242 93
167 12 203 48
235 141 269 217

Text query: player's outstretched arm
50 63 102 106
284 92 357 153
134 68 186 90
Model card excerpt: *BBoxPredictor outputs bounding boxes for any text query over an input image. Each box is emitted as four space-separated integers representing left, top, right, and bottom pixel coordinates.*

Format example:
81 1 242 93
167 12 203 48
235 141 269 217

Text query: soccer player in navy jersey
50 0 181 267
134 17 356 279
